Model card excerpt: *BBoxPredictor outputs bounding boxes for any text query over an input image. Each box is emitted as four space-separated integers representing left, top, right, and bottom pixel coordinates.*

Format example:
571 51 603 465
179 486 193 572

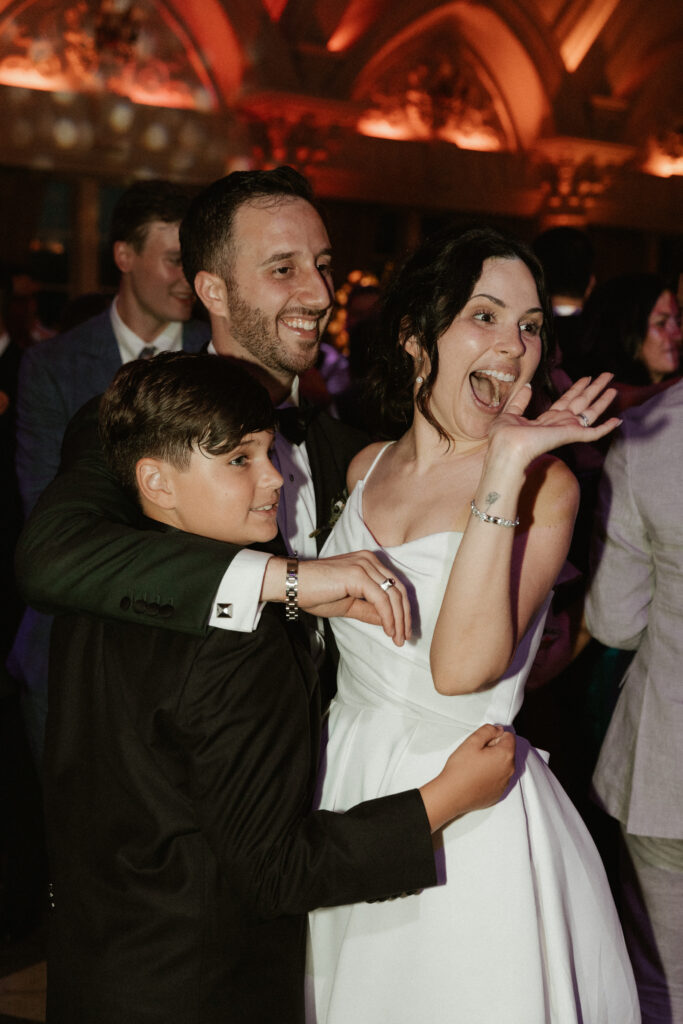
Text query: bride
306 226 639 1023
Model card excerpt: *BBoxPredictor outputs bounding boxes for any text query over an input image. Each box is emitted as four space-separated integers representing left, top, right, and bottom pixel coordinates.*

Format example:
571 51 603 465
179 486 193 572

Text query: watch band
285 558 299 621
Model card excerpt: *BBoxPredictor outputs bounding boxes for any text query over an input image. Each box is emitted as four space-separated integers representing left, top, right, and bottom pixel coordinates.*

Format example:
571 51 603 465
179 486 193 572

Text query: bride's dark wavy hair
366 225 554 440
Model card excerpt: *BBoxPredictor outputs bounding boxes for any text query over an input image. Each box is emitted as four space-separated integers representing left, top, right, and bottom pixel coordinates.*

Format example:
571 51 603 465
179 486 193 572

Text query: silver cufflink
216 603 233 618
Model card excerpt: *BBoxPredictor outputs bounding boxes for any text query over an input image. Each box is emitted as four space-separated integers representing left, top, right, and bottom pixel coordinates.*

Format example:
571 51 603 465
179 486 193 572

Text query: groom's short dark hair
179 166 324 290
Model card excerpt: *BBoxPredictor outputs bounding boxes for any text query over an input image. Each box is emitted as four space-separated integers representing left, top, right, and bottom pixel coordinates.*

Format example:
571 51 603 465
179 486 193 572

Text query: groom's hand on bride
288 552 412 646
418 725 516 832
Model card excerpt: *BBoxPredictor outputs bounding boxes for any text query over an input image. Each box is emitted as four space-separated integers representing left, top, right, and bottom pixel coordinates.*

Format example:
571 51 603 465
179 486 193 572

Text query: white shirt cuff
208 549 271 631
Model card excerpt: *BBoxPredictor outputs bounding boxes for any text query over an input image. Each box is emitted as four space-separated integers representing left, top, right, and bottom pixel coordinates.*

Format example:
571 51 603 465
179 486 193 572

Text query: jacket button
133 599 146 614
146 602 159 616
159 604 174 618
120 597 131 611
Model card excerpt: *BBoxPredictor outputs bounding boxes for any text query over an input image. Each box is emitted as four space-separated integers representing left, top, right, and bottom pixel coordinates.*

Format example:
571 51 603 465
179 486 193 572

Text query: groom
17 167 372 695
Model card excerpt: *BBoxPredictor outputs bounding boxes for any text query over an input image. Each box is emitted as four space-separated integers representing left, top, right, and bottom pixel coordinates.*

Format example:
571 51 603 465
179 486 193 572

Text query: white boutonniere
310 488 348 539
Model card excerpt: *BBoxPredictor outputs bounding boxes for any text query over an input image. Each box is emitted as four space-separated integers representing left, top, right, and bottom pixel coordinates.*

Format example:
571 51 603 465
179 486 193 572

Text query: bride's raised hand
488 372 621 466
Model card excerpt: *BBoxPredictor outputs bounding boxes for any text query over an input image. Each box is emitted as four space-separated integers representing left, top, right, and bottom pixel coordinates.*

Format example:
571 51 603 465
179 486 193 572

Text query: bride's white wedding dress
306 445 639 1023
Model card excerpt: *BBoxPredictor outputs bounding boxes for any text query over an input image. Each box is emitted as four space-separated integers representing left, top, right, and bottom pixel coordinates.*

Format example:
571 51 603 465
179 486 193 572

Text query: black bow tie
277 405 317 446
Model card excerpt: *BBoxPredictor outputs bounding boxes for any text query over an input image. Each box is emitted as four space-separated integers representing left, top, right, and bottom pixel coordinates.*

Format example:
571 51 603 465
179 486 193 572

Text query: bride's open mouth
469 369 517 410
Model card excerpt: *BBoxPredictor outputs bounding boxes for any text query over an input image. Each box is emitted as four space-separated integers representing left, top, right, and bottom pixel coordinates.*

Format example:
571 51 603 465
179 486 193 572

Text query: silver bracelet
470 499 519 528
285 558 299 621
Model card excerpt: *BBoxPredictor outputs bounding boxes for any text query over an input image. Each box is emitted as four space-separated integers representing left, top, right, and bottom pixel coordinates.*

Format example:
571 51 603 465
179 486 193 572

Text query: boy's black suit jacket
17 394 369 709
45 599 435 1023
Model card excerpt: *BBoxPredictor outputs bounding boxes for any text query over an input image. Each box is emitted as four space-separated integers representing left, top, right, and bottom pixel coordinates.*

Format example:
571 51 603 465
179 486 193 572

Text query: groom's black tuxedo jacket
45 585 436 1023
17 392 368 709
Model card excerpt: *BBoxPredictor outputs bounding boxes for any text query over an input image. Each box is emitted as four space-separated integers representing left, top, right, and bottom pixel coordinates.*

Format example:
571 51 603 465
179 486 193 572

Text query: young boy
43 352 514 1023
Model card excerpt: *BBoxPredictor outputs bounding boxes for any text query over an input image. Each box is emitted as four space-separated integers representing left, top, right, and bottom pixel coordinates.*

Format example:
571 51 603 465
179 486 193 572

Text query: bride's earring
416 375 424 384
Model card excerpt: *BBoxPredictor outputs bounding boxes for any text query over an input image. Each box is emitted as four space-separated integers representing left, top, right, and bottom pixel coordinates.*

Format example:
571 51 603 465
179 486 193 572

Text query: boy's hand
262 552 411 646
419 724 516 832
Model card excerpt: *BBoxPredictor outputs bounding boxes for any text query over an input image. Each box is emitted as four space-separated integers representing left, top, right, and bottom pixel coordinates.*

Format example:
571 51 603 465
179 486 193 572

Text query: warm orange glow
356 114 501 152
0 0 231 111
559 0 620 74
122 84 202 111
356 116 414 142
0 67 67 92
438 126 502 152
453 4 545 148
327 0 384 53
164 0 243 101
261 0 288 21
353 4 547 151
0 64 205 110
327 24 357 53
643 152 683 178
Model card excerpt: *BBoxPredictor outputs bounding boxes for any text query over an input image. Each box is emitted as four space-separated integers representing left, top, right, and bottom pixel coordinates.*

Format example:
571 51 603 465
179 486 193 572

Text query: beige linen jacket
586 380 683 839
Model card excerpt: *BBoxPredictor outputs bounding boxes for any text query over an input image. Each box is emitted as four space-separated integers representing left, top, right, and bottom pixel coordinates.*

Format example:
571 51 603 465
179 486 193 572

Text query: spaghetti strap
361 442 395 485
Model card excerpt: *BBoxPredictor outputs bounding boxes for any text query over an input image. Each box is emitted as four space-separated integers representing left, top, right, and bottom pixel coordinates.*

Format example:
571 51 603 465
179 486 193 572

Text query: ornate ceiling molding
351 4 550 150
532 136 634 222
236 91 355 171
0 0 244 106
353 32 514 152
0 0 678 230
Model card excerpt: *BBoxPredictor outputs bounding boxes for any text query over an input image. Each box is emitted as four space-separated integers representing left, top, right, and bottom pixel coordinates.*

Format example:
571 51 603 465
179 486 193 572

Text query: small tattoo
485 491 500 510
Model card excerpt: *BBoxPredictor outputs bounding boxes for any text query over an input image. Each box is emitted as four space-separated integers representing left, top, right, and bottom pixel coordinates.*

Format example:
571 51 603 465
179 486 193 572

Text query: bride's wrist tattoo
471 494 519 529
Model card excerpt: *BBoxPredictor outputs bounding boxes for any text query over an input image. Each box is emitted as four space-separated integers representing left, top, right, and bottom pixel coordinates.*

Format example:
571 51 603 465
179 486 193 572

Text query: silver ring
380 577 396 592
577 412 590 428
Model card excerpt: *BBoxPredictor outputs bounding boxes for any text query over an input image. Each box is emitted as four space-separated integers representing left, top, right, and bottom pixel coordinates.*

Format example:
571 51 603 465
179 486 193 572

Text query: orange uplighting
559 0 620 73
356 115 502 152
643 152 683 178
0 63 203 110
261 0 288 21
352 4 545 152
0 67 65 92
0 0 239 110
122 84 200 111
327 0 383 53
356 116 413 142
438 126 502 152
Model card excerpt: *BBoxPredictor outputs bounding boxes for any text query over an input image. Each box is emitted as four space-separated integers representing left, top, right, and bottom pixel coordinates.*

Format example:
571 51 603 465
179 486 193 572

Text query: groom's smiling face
216 197 335 385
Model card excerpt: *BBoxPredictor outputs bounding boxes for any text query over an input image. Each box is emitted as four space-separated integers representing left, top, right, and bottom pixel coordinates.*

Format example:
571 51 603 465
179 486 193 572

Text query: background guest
586 380 683 1024
7 178 209 764
575 273 681 413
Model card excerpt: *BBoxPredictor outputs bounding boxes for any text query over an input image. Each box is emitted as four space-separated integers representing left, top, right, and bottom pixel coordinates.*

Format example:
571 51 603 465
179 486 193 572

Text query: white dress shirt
110 297 184 364
206 343 318 632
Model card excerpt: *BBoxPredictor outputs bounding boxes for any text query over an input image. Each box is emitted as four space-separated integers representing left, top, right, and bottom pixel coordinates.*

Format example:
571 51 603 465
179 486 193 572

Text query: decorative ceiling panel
0 0 218 109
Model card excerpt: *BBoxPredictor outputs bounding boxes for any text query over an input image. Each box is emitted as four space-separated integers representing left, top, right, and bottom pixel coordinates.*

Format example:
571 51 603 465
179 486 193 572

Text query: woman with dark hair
306 227 639 1023
576 273 681 406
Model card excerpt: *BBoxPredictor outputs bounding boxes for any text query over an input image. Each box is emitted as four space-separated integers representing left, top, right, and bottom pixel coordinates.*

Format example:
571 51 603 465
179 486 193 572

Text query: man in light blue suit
9 179 210 761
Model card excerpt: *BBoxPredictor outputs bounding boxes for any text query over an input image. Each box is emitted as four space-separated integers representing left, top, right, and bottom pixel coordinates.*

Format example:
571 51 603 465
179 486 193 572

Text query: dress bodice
321 447 549 730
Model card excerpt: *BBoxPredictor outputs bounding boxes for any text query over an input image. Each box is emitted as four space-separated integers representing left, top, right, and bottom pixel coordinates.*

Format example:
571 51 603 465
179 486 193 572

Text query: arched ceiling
0 0 242 105
0 0 680 226
350 4 552 151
